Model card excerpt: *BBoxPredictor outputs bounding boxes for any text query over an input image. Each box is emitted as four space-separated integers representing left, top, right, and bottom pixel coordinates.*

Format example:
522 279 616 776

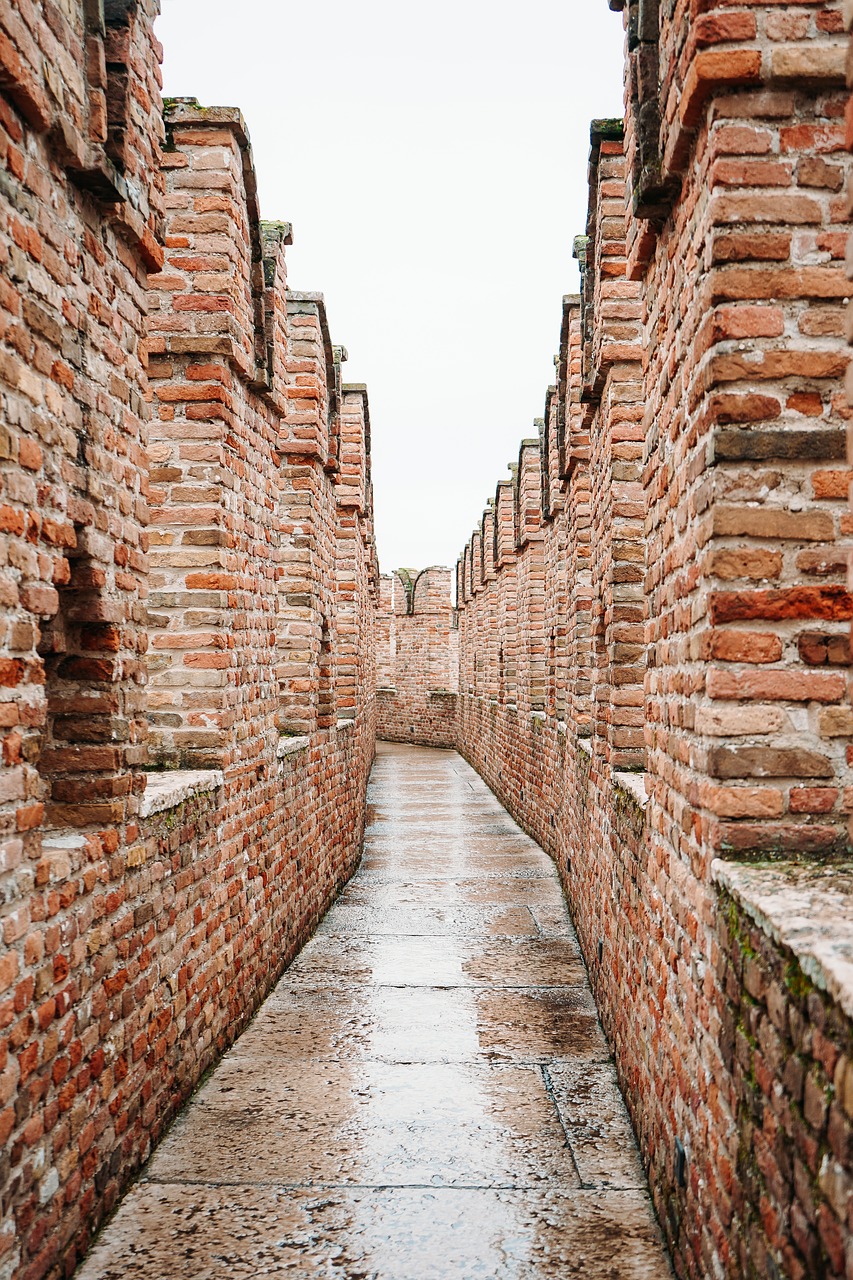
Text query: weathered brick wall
0 19 378 1279
375 567 458 748
715 882 853 1280
0 3 166 1272
0 0 165 842
429 4 853 1277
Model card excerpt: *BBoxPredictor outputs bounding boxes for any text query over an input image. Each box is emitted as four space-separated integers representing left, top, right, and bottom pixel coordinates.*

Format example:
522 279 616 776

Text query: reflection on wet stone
77 744 671 1280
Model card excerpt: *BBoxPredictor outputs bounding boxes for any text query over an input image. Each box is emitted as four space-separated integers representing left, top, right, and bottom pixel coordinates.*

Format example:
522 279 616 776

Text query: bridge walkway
78 742 671 1279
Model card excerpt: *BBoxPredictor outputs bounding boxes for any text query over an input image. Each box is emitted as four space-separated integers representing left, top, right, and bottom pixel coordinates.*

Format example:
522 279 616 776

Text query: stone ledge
713 858 853 1020
277 735 311 758
614 771 649 809
140 770 224 819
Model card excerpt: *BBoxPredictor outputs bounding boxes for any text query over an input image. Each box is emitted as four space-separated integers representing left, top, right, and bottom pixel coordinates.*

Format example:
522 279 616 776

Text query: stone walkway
78 743 671 1279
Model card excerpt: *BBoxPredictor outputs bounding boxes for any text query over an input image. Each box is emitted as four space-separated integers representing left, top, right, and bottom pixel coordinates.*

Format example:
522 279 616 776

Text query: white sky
157 1 625 572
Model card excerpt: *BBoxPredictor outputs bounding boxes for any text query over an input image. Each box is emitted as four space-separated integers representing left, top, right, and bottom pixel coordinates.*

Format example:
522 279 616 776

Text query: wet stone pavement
78 743 672 1279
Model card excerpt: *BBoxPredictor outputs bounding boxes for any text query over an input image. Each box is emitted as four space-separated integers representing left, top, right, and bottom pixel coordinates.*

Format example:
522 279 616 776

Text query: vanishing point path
78 744 671 1280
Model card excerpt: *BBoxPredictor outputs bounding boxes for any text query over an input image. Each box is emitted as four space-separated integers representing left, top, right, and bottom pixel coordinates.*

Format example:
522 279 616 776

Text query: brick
711 305 785 340
712 231 792 263
818 707 853 736
712 507 836 540
789 788 838 814
710 393 782 424
709 549 783 581
708 631 782 663
703 785 784 818
813 468 852 497
706 669 846 702
709 587 853 623
709 745 829 782
798 631 852 665
717 427 844 463
772 44 847 82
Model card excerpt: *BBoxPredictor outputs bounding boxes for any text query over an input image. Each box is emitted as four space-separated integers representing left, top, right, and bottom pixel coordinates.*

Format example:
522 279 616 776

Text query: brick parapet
375 568 458 747
0 0 167 846
391 4 853 1275
146 105 373 757
638 4 852 867
0 22 379 1275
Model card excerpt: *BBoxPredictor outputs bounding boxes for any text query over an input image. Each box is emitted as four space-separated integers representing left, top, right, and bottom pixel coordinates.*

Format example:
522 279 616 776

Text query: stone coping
140 770 224 819
614 771 649 809
573 743 649 809
713 858 853 1021
376 688 457 698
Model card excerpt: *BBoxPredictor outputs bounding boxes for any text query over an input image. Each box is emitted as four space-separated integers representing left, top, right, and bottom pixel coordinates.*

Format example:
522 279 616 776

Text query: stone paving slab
315 900 573 939
475 988 610 1063
341 877 562 906
283 933 586 988
546 1060 649 1190
315 902 543 937
76 743 671 1280
78 1184 673 1280
228 986 603 1065
144 1060 579 1190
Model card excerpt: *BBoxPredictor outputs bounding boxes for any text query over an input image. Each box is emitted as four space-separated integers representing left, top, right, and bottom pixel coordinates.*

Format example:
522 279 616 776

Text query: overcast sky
157 2 625 573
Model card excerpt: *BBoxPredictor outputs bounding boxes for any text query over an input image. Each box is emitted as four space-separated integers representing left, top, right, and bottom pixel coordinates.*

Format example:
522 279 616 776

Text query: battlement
145 102 376 763
385 5 853 1276
0 18 379 1274
1 2 852 1277
376 568 458 747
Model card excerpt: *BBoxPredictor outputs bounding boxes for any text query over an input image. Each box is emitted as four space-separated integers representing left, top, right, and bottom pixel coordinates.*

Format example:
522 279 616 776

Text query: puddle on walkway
77 742 672 1280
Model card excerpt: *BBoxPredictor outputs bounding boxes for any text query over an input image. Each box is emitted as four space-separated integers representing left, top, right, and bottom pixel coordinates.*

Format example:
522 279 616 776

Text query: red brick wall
715 887 853 1280
0 22 379 1280
390 5 853 1277
376 567 458 748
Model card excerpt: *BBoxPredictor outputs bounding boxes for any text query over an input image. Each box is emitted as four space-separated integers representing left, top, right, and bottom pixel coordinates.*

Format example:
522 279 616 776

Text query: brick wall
715 877 853 1280
384 3 853 1276
2 0 853 1276
0 17 378 1279
375 567 457 748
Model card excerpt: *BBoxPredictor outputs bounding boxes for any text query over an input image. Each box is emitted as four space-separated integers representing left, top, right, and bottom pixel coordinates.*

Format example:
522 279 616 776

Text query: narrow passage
78 744 671 1279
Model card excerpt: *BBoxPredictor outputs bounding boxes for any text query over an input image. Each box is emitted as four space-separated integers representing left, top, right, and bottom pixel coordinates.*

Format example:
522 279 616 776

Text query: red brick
708 631 782 663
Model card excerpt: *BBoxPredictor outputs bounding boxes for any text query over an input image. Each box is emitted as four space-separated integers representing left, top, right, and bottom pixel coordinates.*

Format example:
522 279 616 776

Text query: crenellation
376 567 458 747
379 4 853 1276
0 11 378 1273
1 2 853 1276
